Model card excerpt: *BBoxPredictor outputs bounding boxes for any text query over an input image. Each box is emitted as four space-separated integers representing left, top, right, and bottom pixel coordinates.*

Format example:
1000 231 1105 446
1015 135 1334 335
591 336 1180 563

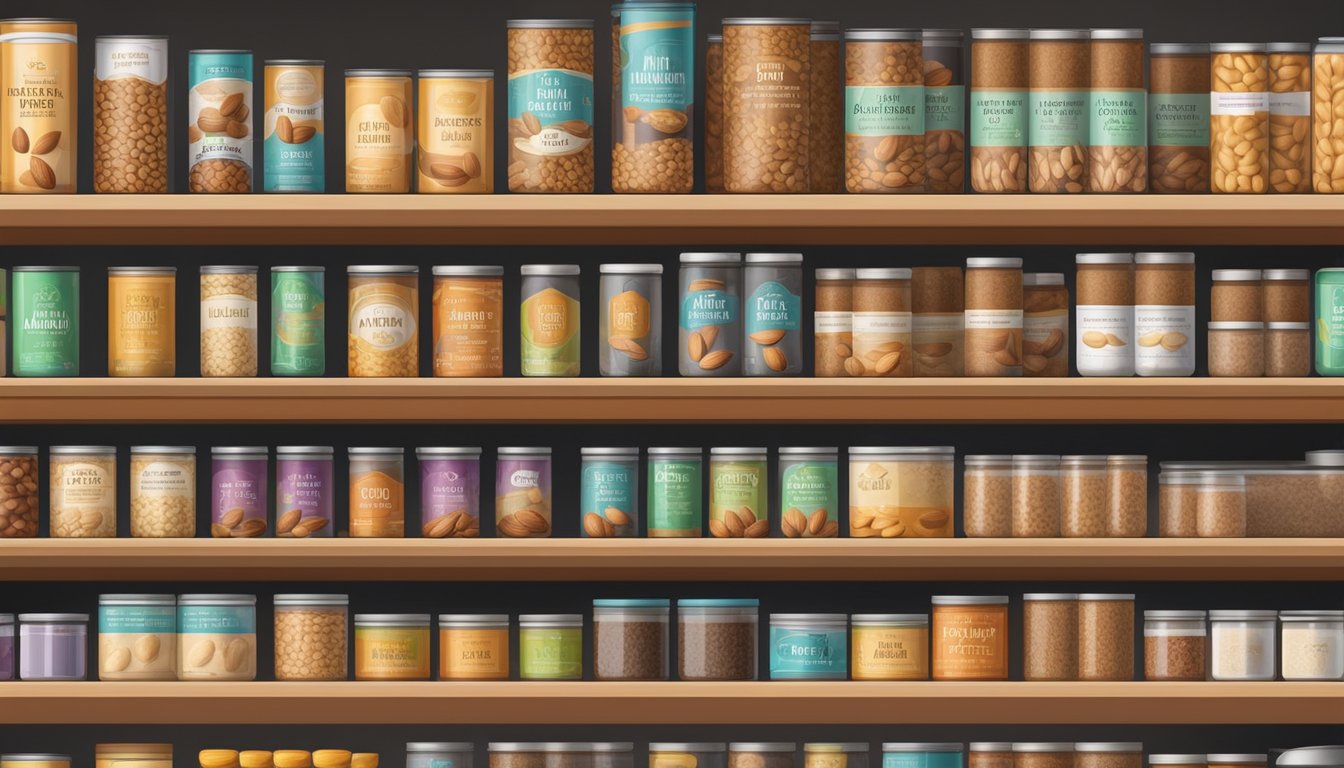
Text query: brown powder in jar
1152 52 1210 93
1092 38 1143 89
970 749 1015 768
815 271 854 378
1032 38 1088 91
1136 262 1195 305
974 40 1028 87
1062 458 1107 537
490 751 546 768
730 749 794 768
1262 271 1310 323
1077 260 1135 305
1106 457 1148 537
1159 479 1198 536
964 458 1012 537
1265 324 1311 377
594 618 666 680
705 36 725 193
810 27 843 193
1211 272 1263 322
1014 750 1074 768
1012 458 1061 537
924 31 965 193
1078 595 1135 681
1145 634 1207 680
970 33 1029 194
1023 596 1079 680
1149 48 1212 193
1076 750 1142 768
1208 325 1265 377
1197 486 1247 537
913 267 964 312
679 617 756 680
967 264 1022 310
854 276 912 312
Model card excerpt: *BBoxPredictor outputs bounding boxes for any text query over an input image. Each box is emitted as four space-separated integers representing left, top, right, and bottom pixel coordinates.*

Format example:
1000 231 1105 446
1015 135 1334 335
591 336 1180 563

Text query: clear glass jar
970 29 1030 194
851 269 913 377
0 446 38 538
407 745 473 768
1279 610 1344 680
1207 757 1266 768
709 447 768 538
1022 273 1068 376
496 446 553 538
274 594 348 681
276 446 334 537
347 265 419 378
1012 744 1073 768
506 19 595 193
349 447 405 538
518 614 583 680
923 29 966 194
769 613 847 680
807 745 867 768
0 613 13 680
200 265 259 377
730 745 795 768
1197 471 1247 537
1012 455 1061 537
722 17 811 193
20 613 88 681
130 446 197 538
354 613 430 681
1135 252 1196 376
1028 29 1090 194
599 264 662 377
652 745 726 768
593 598 669 680
1107 455 1148 537
1088 29 1147 193
965 257 1024 376
1150 757 1205 768
912 266 964 376
1210 610 1277 680
1144 610 1207 681
611 2 694 194
1078 593 1135 681
520 265 581 377
581 447 640 538
1265 322 1311 377
1211 43 1269 194
1075 745 1142 768
743 253 804 376
49 445 116 538
1023 593 1079 680
678 598 758 680
1075 253 1135 377
679 253 743 377
1263 268 1311 323
98 593 176 681
705 33 725 192
778 447 839 538
438 614 509 681
1211 269 1263 322
849 446 955 538
1158 465 1199 537
1208 322 1265 377
964 455 1012 537
809 21 843 194
211 446 268 538
851 613 929 680
1149 44 1211 193
843 29 925 195
1061 456 1106 538
177 594 256 681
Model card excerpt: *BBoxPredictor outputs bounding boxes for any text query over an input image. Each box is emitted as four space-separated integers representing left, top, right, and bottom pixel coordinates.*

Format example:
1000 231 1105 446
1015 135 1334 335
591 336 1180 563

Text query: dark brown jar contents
1078 594 1135 681
679 616 757 680
1136 261 1195 305
1149 45 1211 193
593 618 667 680
1029 31 1090 193
924 30 966 193
1211 270 1263 322
970 747 1015 768
730 748 794 768
809 23 843 193
965 258 1023 377
1013 747 1074 768
1023 594 1079 680
705 35 725 193
1075 746 1143 768
1262 269 1310 323
1145 633 1207 680
912 267 964 377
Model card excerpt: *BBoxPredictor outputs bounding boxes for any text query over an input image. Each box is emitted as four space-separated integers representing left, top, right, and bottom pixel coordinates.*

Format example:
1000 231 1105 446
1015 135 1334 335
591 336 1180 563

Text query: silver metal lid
1013 745 1075 753
845 29 921 42
99 594 175 606
506 20 595 29
706 34 723 43
965 455 1013 465
1206 757 1267 765
770 613 847 625
851 613 928 625
1150 44 1209 55
1319 39 1344 54
438 614 509 626
347 265 418 275
1279 610 1344 621
1208 321 1264 330
1276 747 1344 767
1262 269 1310 281
1076 745 1144 753
498 447 551 456
272 266 324 273
729 745 797 753
12 266 77 272
49 445 115 455
745 253 804 264
1024 273 1065 286
0 757 73 763
722 18 810 26
0 614 13 625
1149 757 1208 765
131 446 195 454
972 29 1029 40
710 447 767 456
923 29 964 42
1030 30 1089 40
815 269 855 280
680 252 741 264
18 614 88 623
1078 593 1135 601
212 446 268 456
778 447 838 456
1144 610 1207 620
1267 42 1311 53
348 447 405 455
1267 322 1310 330
883 745 964 753
519 614 583 626
98 35 171 42
1306 450 1344 466
201 265 258 274
266 59 324 66
1209 44 1267 53
1023 593 1079 601
354 613 431 626
600 264 663 275
1136 252 1195 264
178 594 256 606
1212 269 1262 282
933 596 1009 605
344 69 412 77
967 257 1022 268
109 267 176 276
416 447 483 457
1076 253 1134 264
805 745 869 753
190 49 252 54
419 69 494 79
1090 29 1143 40
277 446 334 456
849 446 955 456
432 266 503 276
274 594 349 606
650 745 727 753
581 447 640 457
856 268 913 280
406 745 475 753
810 21 840 40
1209 610 1277 621
648 447 702 457
521 265 580 276
970 745 1013 753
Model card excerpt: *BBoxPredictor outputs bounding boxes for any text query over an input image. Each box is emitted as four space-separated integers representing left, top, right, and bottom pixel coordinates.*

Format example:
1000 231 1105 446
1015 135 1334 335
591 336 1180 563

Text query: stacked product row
6 15 1344 195
0 750 374 768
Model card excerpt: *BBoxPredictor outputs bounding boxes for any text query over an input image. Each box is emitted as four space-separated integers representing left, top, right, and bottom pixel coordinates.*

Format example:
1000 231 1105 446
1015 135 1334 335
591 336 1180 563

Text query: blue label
620 5 694 112
189 52 252 85
745 281 801 335
179 605 255 635
770 627 847 679
508 70 594 125
680 289 739 332
265 133 324 192
883 753 963 768
100 605 176 634
581 460 636 536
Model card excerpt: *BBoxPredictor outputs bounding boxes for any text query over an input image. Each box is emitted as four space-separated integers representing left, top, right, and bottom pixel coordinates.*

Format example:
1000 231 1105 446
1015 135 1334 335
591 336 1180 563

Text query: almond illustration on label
30 131 60 156
11 127 29 154
380 96 406 128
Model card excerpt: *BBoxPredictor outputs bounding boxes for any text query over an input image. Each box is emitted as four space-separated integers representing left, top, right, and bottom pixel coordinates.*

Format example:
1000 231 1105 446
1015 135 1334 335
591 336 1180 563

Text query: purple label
420 458 480 524
276 457 334 536
496 457 551 496
213 458 267 524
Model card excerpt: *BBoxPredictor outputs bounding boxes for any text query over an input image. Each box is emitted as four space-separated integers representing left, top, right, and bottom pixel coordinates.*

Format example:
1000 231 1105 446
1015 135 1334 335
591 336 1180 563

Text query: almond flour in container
1023 593 1079 680
1134 252 1195 377
852 269 912 377
1148 44 1211 193
1075 745 1142 768
1197 471 1247 537
970 746 1013 768
965 257 1023 376
1208 322 1265 377
1279 610 1344 680
1022 273 1068 376
970 29 1029 193
1158 465 1199 537
912 266 964 376
1263 269 1311 322
1107 455 1148 537
1078 593 1135 681
964 455 1012 537
1144 610 1207 681
1012 744 1073 768
1061 456 1107 538
705 34 724 192
1029 30 1090 193
1012 455 1061 537
1209 611 1276 680
1075 253 1134 376
1089 29 1146 192
1211 269 1263 322
814 269 854 377
1265 322 1311 376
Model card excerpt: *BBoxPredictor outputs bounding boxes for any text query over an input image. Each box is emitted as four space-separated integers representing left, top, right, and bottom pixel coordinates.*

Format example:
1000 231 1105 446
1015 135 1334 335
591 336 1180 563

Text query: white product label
1135 304 1196 376
351 302 415 350
814 311 852 334
853 311 913 336
1211 91 1268 116
1076 305 1135 376
138 462 192 498
57 462 113 506
190 78 254 169
201 295 257 331
1269 91 1310 117
913 312 964 334
965 308 1023 329
96 39 169 85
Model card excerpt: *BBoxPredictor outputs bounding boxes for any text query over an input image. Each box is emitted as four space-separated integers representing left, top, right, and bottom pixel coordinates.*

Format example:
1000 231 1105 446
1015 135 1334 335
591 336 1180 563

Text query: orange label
1 20 78 193
932 605 1008 680
432 277 503 376
524 287 577 347
439 627 509 679
349 470 404 537
608 289 651 339
355 626 428 680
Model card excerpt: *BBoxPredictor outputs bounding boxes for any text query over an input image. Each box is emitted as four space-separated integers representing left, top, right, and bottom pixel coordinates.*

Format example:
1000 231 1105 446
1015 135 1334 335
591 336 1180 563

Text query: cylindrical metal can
1 19 78 193
188 49 253 193
417 70 493 194
94 36 169 193
506 20 596 193
200 266 259 378
345 69 413 193
271 266 325 376
432 266 503 377
12 266 79 376
347 266 418 377
612 3 695 193
108 267 175 377
263 59 325 193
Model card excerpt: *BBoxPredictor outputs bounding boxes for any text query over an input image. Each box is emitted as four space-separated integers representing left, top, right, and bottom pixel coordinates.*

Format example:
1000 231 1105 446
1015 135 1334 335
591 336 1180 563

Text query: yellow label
439 627 509 679
805 756 847 768
433 277 503 376
524 287 577 347
108 274 176 376
417 76 493 193
345 76 412 192
355 626 429 679
652 755 699 768
609 289 651 339
1 20 78 193
852 625 930 680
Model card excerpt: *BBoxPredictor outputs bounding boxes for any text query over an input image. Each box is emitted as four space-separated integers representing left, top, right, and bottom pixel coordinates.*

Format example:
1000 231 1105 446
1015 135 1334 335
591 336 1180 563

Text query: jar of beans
677 598 758 680
1144 609 1207 681
273 594 349 681
592 598 669 681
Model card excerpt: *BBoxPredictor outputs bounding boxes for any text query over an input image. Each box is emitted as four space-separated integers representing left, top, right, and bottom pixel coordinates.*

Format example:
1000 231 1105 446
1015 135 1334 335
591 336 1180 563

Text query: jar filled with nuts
1088 29 1146 193
177 594 257 681
809 21 843 193
98 593 176 681
965 257 1023 376
1268 43 1312 193
130 446 197 538
49 445 116 538
709 447 768 538
580 447 639 538
730 745 795 768
1029 30 1090 193
1211 43 1270 194
417 447 482 539
94 36 169 193
971 29 1029 193
496 446 553 538
679 253 742 376
345 70 413 193
743 253 803 376
1149 44 1211 193
912 266 964 376
188 50 254 194
276 446 334 538
611 3 695 194
722 18 811 193
852 269 913 377
1313 39 1344 193
778 447 838 538
507 20 595 193
274 594 348 681
0 446 37 538
814 269 854 377
923 29 966 193
843 29 925 194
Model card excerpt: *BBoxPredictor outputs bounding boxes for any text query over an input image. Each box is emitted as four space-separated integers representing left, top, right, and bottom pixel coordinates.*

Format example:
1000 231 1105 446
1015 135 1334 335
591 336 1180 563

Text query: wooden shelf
0 378 1340 423
1 681 1335 724
4 539 1343 581
3 195 1344 245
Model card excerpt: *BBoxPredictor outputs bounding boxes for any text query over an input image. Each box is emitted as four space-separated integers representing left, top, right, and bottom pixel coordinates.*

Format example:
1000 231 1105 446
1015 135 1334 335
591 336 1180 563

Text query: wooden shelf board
1 681 1335 724
3 195 1344 245
3 539 1342 581
0 378 1341 423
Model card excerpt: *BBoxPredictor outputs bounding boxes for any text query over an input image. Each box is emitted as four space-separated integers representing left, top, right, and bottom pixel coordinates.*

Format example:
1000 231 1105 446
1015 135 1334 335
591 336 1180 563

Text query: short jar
851 613 929 680
129 446 197 538
1197 472 1247 537
1148 44 1211 193
1262 269 1311 323
769 613 847 680
678 253 743 377
729 745 795 768
1061 456 1107 538
1107 455 1148 537
98 594 176 681
519 614 583 680
647 447 703 537
964 257 1024 377
1023 593 1079 680
1075 253 1135 377
417 447 482 538
808 745 869 768
354 613 430 680
652 745 726 768
1012 745 1073 768
352 751 377 768
851 268 914 377
964 455 1012 537
581 447 640 538
177 594 256 681
599 264 662 377
407 744 473 768
1211 269 1263 322
1012 455 1061 537
1135 252 1197 377
1075 745 1142 768
932 595 1009 680
1208 322 1265 377
496 446 553 538
1265 322 1311 377
96 744 173 768
593 598 669 681
678 598 759 680
438 614 509 680
1158 466 1200 537
49 445 117 538
1279 610 1344 681
274 594 348 681
1210 610 1277 680
276 446 335 537
709 447 768 538
1143 610 1207 681
211 446 268 538
815 269 855 378
0 614 13 680
969 745 1013 768
848 446 955 538
20 613 88 681
1078 593 1135 681
778 447 839 538
199 265 259 377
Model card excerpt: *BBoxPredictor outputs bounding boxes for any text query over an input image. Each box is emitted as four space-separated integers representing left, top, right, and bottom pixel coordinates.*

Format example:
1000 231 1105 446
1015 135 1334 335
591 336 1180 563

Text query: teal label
1030 89 1088 147
780 461 837 517
883 753 963 768
1090 89 1145 146
189 52 251 85
1316 277 1344 373
845 85 923 136
271 271 325 376
745 281 801 336
649 459 702 534
680 288 738 331
13 270 79 376
99 605 175 634
265 134 324 192
971 89 1028 146
925 85 965 133
179 605 255 635
620 6 694 113
508 69 594 155
770 626 847 679
581 459 636 537
1150 93 1210 147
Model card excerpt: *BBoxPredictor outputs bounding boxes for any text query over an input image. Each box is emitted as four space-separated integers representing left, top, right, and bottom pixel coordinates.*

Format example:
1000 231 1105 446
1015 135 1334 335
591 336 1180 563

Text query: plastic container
931 596 1009 680
1075 253 1135 376
769 613 847 680
883 745 962 768
505 20 595 193
1022 273 1068 376
1088 29 1147 193
809 746 869 768
912 266 965 376
1012 455 1061 537
722 18 811 193
1211 269 1263 322
678 598 758 680
273 594 348 681
1148 44 1211 193
199 266 259 378
98 594 176 681
652 746 726 768
1023 593 1079 680
0 614 12 680
407 745 473 768
1279 610 1344 681
599 264 662 377
964 455 1012 537
348 447 405 538
592 598 669 681
1135 252 1196 376
851 614 929 680
743 253 804 376
778 447 839 538
809 21 843 194
1029 29 1090 194
496 446 553 538
520 265 581 377
581 447 639 538
1012 744 1073 768
177 594 256 681
1144 610 1207 681
852 269 913 377
1265 322 1311 377
438 614 509 681
519 614 583 680
430 266 503 377
922 30 965 194
19 613 88 681
1210 610 1277 680
729 745 795 768
1075 745 1142 768
965 257 1023 376
1078 593 1135 681
1107 455 1148 537
354 613 430 681
709 447 768 538
1061 456 1107 538
346 266 418 378
1197 471 1247 537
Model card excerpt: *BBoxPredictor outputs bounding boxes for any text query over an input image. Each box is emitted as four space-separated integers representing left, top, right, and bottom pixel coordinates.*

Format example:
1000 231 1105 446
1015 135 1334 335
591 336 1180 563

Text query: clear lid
965 455 1013 467
1267 43 1311 53
1279 610 1344 622
18 613 89 623
521 265 581 276
1206 757 1267 765
1024 273 1065 286
1144 610 1207 620
810 21 840 40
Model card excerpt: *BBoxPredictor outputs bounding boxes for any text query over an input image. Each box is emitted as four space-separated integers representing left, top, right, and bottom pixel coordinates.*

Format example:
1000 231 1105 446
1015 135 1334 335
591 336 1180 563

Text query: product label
1269 90 1310 117
770 627 847 678
608 289 651 340
649 459 702 535
137 461 191 498
264 64 324 192
419 77 492 193
1 28 77 192
508 69 595 156
853 626 928 680
441 628 508 678
213 463 265 524
179 605 254 634
356 627 428 678
433 277 503 376
109 276 174 376
853 311 913 336
814 311 852 334
521 286 580 376
271 272 325 376
1211 90 1268 116
964 308 1023 330
882 753 962 768
350 469 404 537
1089 89 1146 146
780 461 837 518
710 459 766 529
56 461 112 507
345 77 413 192
350 283 416 352
845 85 924 136
971 88 1028 146
13 271 78 375
1076 305 1135 375
933 606 1006 678
519 628 582 678
681 286 739 331
1029 89 1088 147
1134 304 1196 375
1317 281 1344 372
96 38 168 84
188 52 254 177
745 280 801 334
100 604 175 634
620 5 694 145
652 754 699 768
1149 93 1210 147
421 459 479 521
201 294 256 332
925 84 964 132
581 460 636 536
276 457 333 534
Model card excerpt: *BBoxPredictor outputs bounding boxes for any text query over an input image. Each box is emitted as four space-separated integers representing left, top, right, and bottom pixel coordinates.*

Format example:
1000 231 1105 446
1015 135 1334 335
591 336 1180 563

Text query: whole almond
750 329 786 346
1041 328 1065 357
380 96 406 127
763 346 788 371
235 103 250 122
604 506 631 526
431 163 469 181
299 515 328 532
699 325 720 349
645 109 688 134
914 342 952 357
224 637 250 672
423 515 456 538
290 125 316 144
818 520 840 538
219 92 244 118
521 111 541 135
19 170 36 187
844 356 865 377
993 346 1020 367
1138 330 1165 347
919 510 950 530
688 332 707 362
526 487 545 505
1082 331 1109 349
874 135 898 162
197 107 229 133
11 126 29 154
583 512 611 538
852 514 876 529
875 350 902 375
709 519 730 538
737 506 757 524
30 130 60 156
870 517 898 531
443 509 467 535
610 336 649 361
189 125 204 143
782 508 806 538
28 156 56 190
187 639 216 668
1161 332 1188 351
103 646 132 673
232 519 267 537
882 522 906 538
461 151 482 179
1022 339 1046 357
276 115 294 143
277 508 302 535
226 120 249 139
745 519 769 538
698 349 733 370
688 279 725 292
134 634 161 663
220 508 245 529
1023 354 1048 373
211 523 233 539
1104 333 1127 347
835 342 853 358
515 508 551 534
723 510 745 537
497 514 528 538
807 508 828 536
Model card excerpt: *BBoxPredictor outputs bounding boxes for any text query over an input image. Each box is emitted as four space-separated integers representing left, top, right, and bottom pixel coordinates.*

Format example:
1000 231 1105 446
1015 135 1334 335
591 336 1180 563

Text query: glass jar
778 447 839 538
1269 43 1312 192
581 447 640 538
354 613 430 680
1210 610 1277 680
1075 253 1135 376
417 447 482 538
407 745 473 768
1279 610 1344 681
883 748 960 768
177 594 256 681
1078 593 1135 681
1107 455 1148 537
1012 455 1061 537
808 746 868 768
1150 758 1206 768
496 447 553 538
809 21 843 194
349 447 405 538
0 446 38 539
924 29 966 193
96 744 173 768
851 613 929 680
599 264 662 377
273 594 348 681
1061 456 1107 538
611 2 694 194
1144 610 1207 681
19 613 88 680
49 445 116 538
519 614 583 680
1158 465 1199 537
648 447 702 537
912 266 965 376
1075 745 1142 768
710 447 768 538
1263 269 1310 323
843 29 925 194
347 266 419 378
271 265 325 377
276 446 334 537
1135 252 1196 376
520 265 581 377
730 747 795 768
1029 29 1089 193
653 745 726 768
769 613 847 679
678 598 758 680
964 455 1012 537
1265 322 1311 377
438 614 509 681
965 257 1023 376
705 33 725 192
430 266 503 377
1207 758 1265 768
851 269 913 376
679 253 742 377
98 594 176 681
0 613 12 680
211 446 268 538
505 20 595 193
130 446 196 538
200 265 259 377
593 598 670 680
1211 269 1263 322
849 446 955 538
1012 746 1073 768
970 29 1029 194
1088 29 1146 193
1315 39 1344 193
1023 593 1079 680
722 18 811 193
1197 471 1247 537
1149 44 1211 193
969 745 1013 768
932 595 1009 680
815 269 855 377
1211 43 1269 193
743 253 803 376
1022 273 1068 376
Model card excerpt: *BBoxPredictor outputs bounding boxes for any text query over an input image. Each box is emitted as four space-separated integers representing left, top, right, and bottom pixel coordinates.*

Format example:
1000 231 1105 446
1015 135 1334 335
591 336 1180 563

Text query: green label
581 460 636 537
1089 89 1145 146
521 286 580 376
271 271 325 376
519 627 582 679
1317 279 1344 373
780 461 837 516
100 605 175 634
925 85 964 133
745 281 800 336
1150 93 1210 147
711 459 765 514
972 89 1027 146
1030 89 1088 147
845 85 924 136
13 270 79 376
649 459 702 534
620 6 694 112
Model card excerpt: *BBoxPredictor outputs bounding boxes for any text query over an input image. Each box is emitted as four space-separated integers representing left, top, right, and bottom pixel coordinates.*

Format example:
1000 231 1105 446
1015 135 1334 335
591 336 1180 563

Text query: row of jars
0 749 374 768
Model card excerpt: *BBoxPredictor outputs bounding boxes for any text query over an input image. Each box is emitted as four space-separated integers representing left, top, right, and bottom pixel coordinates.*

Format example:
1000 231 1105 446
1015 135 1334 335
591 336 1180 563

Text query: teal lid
593 599 671 608
678 599 760 607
